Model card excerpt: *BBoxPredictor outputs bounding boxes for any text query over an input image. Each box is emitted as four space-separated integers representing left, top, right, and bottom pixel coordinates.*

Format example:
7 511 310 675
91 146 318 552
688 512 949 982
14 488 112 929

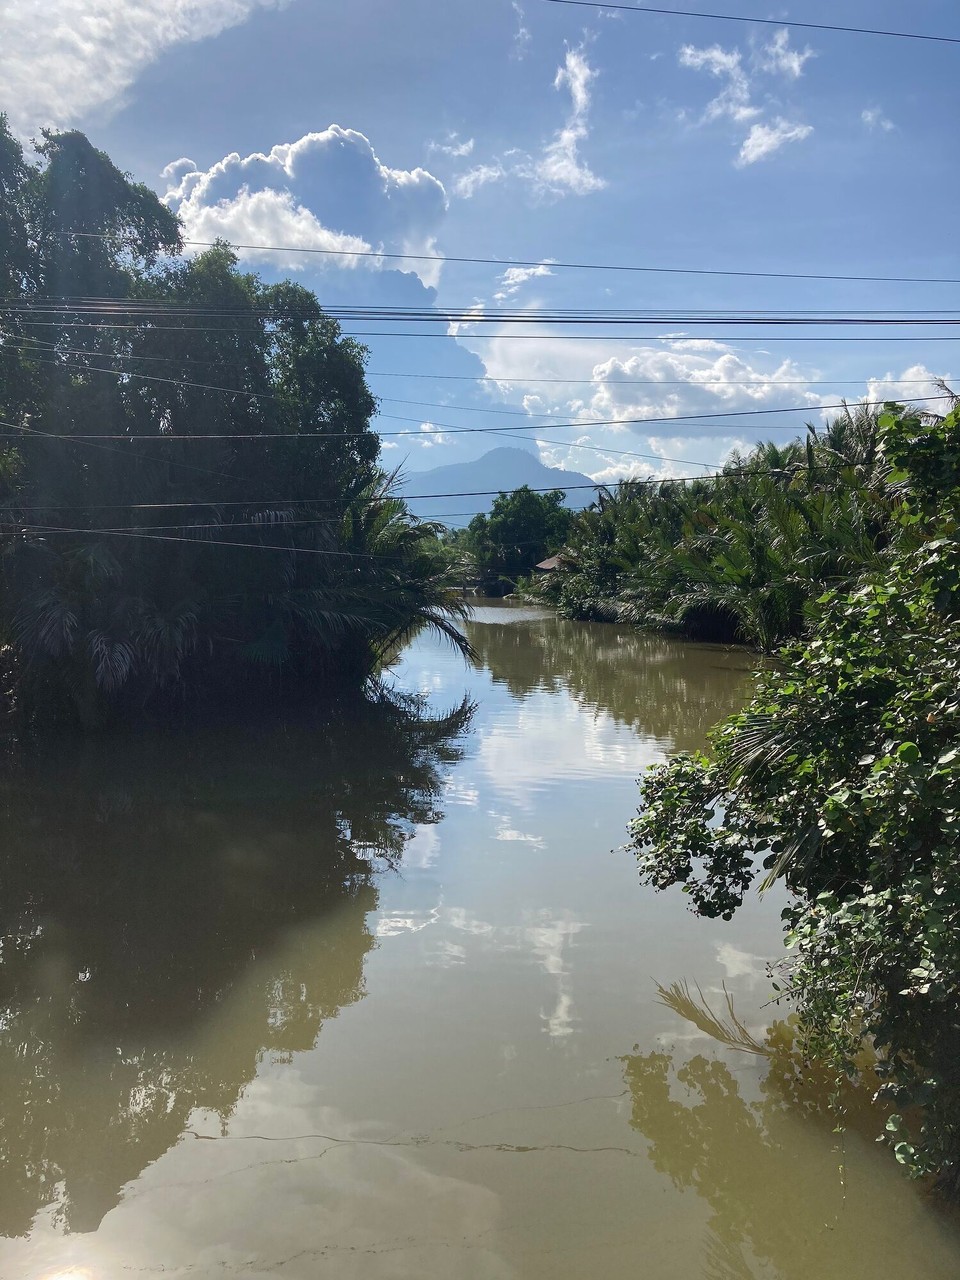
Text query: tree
627 405 960 1193
458 485 572 595
538 408 892 649
0 127 469 728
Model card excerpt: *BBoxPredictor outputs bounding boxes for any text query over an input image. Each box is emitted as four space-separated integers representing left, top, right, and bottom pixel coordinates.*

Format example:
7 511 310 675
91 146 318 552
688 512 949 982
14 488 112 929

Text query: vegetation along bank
0 120 469 730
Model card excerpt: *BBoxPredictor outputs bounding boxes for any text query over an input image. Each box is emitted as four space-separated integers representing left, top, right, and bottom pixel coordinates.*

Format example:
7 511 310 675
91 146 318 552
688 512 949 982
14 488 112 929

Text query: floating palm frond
656 979 770 1057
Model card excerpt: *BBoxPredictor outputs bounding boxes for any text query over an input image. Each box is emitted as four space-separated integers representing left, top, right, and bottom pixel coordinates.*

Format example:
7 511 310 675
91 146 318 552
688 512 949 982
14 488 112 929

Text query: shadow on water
466 605 754 753
621 1004 960 1279
0 690 473 1238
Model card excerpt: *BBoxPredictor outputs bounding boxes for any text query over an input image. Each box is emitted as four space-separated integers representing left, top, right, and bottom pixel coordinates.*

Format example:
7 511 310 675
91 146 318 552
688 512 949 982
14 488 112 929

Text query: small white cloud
757 29 815 79
511 0 531 59
416 421 448 448
679 43 759 123
453 161 507 198
736 118 813 166
493 261 555 300
429 133 475 158
446 301 487 337
861 106 895 132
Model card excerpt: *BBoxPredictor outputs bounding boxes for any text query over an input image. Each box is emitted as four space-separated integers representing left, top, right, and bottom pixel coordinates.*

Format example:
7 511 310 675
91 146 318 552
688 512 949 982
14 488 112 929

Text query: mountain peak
399 448 594 527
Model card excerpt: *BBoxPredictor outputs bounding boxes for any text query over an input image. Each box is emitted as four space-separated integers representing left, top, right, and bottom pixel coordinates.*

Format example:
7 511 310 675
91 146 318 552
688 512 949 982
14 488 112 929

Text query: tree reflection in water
621 989 960 1280
0 690 472 1238
466 610 754 753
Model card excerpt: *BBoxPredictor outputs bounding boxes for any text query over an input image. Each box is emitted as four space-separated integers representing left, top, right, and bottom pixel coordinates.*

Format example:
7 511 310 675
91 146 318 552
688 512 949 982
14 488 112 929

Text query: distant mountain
399 448 595 527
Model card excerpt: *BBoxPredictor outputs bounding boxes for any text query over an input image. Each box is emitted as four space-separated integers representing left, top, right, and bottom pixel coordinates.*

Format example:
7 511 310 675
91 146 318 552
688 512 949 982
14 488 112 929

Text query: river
1 601 958 1278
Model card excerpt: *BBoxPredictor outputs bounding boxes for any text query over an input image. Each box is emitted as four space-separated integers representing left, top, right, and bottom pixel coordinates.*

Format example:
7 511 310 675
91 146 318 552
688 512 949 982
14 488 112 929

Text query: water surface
1 602 958 1278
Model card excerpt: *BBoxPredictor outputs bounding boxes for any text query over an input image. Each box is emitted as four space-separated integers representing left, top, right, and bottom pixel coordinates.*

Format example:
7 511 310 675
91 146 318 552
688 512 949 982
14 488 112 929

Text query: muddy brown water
1 601 958 1278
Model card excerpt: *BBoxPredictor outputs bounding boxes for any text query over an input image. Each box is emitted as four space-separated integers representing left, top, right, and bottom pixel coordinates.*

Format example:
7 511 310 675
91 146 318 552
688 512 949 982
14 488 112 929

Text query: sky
3 0 959 480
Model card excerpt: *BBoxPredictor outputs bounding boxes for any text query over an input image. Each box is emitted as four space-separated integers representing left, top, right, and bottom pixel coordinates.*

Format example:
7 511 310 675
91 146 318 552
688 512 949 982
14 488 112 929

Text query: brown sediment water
1 600 958 1279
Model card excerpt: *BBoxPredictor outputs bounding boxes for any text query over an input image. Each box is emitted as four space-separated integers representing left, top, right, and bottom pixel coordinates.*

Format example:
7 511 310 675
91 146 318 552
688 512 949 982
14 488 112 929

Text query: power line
7 299 960 321
365 372 948 388
541 0 960 45
57 231 960 287
0 395 947 444
19 523 426 562
9 319 959 341
11 339 951 429
12 295 960 314
5 336 948 389
9 308 960 328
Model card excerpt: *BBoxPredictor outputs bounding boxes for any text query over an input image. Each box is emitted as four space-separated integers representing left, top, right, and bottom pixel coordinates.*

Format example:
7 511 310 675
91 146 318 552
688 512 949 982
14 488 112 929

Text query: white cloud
415 422 448 449
736 118 813 165
862 106 895 132
0 0 287 136
865 364 954 410
450 46 604 201
453 329 827 479
163 127 447 285
679 37 813 167
493 261 555 300
428 133 475 158
757 29 815 79
511 0 531 59
446 301 488 338
532 47 606 195
170 187 373 264
453 161 507 199
679 43 759 124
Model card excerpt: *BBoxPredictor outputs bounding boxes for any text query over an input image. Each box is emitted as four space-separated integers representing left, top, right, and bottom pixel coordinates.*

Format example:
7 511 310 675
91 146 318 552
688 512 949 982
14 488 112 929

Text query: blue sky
3 0 959 479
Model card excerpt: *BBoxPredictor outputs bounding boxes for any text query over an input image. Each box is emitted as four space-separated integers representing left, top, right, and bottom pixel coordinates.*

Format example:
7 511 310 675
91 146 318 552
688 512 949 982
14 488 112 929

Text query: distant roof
534 555 561 571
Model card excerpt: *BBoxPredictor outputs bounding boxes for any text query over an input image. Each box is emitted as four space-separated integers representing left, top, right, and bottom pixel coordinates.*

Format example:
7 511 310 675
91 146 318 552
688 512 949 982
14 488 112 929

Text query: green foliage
539 402 893 650
0 121 468 728
627 405 960 1192
452 485 573 594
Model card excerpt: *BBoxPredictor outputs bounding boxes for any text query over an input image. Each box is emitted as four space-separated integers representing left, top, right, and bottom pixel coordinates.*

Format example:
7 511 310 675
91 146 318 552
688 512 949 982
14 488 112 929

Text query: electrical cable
56 231 960 287
540 0 960 45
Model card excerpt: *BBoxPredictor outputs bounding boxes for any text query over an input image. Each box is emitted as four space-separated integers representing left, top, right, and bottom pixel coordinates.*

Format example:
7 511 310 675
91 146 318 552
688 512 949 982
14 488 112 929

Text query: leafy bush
628 406 960 1191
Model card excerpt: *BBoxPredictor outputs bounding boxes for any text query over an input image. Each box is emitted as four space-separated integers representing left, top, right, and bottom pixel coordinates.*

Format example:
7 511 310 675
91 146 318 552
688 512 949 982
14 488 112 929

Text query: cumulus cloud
736 118 813 166
678 34 813 167
532 47 606 195
865 364 954 410
586 343 821 424
862 106 895 132
162 127 447 285
0 0 287 136
451 329 827 479
493 261 555 300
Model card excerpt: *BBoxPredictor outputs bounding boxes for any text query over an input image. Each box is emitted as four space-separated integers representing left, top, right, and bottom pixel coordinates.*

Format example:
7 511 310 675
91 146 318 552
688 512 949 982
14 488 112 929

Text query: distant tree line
0 118 468 729
535 404 908 651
